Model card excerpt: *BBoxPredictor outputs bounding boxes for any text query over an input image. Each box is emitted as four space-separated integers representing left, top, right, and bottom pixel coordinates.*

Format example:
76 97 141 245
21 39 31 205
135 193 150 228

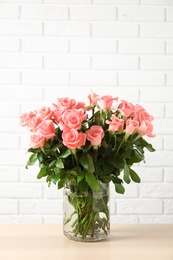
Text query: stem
115 135 126 156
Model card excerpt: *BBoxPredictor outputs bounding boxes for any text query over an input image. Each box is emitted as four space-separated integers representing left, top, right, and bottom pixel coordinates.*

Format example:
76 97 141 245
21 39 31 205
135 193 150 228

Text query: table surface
0 224 172 260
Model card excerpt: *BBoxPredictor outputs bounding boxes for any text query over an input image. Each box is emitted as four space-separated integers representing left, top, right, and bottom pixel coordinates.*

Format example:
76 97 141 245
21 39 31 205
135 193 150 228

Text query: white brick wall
0 0 173 225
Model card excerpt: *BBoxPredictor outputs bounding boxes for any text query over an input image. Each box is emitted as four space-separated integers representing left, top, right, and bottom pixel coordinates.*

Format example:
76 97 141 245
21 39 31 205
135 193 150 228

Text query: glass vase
63 181 110 242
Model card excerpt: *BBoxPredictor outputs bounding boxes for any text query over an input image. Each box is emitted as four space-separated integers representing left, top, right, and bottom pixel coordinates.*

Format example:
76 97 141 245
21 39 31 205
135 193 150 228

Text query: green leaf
26 154 37 169
134 149 144 161
85 172 100 191
129 168 141 183
145 143 156 152
78 179 89 192
55 159 64 169
77 171 85 183
80 153 95 174
37 168 48 179
107 155 124 169
59 149 71 158
49 160 56 168
58 178 66 189
124 163 131 184
115 183 125 194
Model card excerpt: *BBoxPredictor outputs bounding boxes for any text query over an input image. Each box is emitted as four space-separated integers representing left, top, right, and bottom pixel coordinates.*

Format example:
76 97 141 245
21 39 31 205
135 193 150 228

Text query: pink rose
86 125 104 146
60 109 87 131
134 105 154 123
88 92 99 106
52 103 65 122
98 95 116 110
57 97 76 110
125 119 139 135
138 121 155 137
62 129 86 149
20 111 42 132
119 100 136 117
30 134 45 148
106 115 124 132
36 120 55 139
38 106 53 120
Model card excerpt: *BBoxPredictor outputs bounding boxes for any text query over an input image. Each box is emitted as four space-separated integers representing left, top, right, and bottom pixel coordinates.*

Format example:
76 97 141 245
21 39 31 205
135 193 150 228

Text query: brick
0 200 18 214
140 88 173 102
70 38 117 53
167 7 173 21
167 72 173 85
45 0 91 3
133 166 163 182
94 0 139 4
144 151 173 166
153 119 173 134
44 54 90 70
0 4 19 19
111 215 139 224
119 72 165 86
70 71 117 86
0 150 28 165
21 5 68 20
0 216 43 224
140 24 173 38
0 183 42 198
22 71 69 85
0 87 43 101
93 23 138 38
164 136 173 150
43 216 62 224
43 183 63 199
70 6 116 21
110 183 138 198
164 200 173 214
141 56 173 71
0 168 18 182
0 0 43 2
166 40 173 54
140 184 173 198
139 215 173 224
0 71 20 84
0 134 19 149
118 39 164 54
92 55 138 70
20 199 63 214
0 102 20 117
164 168 173 182
22 37 68 53
0 54 42 69
165 104 173 118
44 86 139 103
117 199 162 214
0 21 42 36
118 7 164 21
19 166 45 183
45 22 90 37
0 37 20 52
142 0 173 5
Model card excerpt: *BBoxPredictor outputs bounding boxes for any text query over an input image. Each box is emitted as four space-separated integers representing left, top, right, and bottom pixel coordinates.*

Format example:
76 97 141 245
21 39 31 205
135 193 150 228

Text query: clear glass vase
63 182 110 242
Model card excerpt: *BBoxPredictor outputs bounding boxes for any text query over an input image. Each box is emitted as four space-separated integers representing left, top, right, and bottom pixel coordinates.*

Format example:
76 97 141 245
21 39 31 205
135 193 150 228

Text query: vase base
63 230 109 242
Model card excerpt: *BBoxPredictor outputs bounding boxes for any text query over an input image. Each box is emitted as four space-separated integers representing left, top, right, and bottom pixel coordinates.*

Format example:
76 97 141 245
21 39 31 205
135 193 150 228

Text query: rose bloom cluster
20 93 155 150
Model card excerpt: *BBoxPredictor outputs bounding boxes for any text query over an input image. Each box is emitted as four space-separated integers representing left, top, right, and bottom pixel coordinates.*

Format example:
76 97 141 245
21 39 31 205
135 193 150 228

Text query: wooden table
0 224 172 260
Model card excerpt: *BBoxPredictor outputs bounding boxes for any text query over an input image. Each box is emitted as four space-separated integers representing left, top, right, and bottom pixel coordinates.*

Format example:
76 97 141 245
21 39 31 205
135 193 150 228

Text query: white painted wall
0 0 173 224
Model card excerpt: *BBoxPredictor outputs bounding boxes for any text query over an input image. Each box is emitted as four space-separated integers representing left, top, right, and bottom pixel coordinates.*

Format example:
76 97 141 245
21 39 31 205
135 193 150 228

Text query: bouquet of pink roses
20 93 155 240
